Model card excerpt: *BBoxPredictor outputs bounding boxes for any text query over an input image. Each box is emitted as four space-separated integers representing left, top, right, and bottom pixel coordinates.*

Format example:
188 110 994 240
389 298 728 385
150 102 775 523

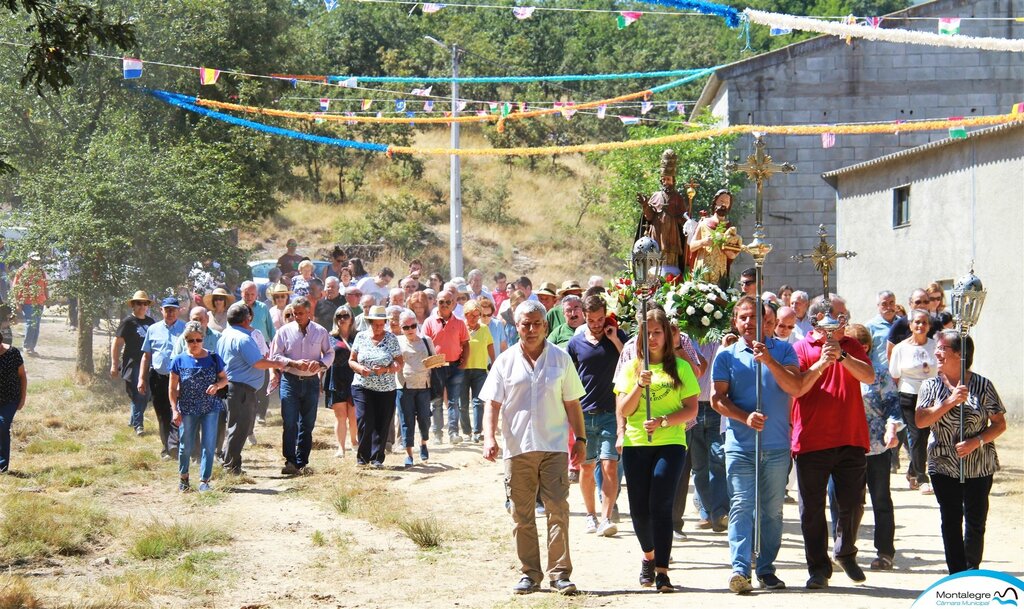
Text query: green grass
130 522 230 560
24 438 83 454
104 550 230 599
311 530 326 547
0 494 109 565
398 517 445 549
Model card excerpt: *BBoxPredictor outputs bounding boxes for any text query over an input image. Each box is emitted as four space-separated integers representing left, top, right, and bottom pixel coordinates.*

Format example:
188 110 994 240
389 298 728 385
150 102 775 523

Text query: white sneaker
920 483 934 495
597 519 618 537
334 449 345 458
584 513 599 534
449 434 463 445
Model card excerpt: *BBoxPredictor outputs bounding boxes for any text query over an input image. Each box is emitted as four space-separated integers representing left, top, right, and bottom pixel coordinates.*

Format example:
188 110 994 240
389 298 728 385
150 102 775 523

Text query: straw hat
126 290 152 307
202 287 236 309
268 283 292 298
535 282 558 298
364 305 389 320
557 280 583 298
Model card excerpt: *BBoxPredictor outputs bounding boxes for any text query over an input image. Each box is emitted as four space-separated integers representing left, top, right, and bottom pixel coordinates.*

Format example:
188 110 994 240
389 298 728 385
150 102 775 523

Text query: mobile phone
605 314 618 330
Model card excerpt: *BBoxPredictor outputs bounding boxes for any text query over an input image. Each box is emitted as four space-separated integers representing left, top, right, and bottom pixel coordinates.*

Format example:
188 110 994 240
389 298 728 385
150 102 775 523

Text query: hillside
241 128 629 284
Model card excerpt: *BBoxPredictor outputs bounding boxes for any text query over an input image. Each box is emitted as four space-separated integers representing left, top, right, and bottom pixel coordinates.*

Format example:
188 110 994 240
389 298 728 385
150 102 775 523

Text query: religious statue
687 189 742 285
635 149 691 274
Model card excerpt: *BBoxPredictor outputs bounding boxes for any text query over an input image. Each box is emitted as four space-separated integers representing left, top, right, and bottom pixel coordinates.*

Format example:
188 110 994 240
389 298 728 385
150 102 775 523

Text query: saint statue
635 149 692 274
687 189 742 285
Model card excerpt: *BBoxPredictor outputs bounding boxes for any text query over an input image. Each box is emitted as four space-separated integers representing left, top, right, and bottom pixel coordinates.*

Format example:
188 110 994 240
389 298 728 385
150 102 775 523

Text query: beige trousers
505 451 572 583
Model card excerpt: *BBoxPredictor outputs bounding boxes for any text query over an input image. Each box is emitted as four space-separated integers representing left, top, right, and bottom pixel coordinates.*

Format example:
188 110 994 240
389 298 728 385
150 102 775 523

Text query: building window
893 185 910 228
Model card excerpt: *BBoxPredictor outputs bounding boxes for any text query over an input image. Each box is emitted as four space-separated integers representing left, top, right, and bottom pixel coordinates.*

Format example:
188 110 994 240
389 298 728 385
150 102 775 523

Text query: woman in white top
889 309 938 494
396 309 437 467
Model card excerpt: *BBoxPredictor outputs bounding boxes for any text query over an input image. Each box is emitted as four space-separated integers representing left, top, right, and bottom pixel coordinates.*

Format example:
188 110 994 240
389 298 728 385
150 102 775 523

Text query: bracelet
978 436 986 447
576 437 587 444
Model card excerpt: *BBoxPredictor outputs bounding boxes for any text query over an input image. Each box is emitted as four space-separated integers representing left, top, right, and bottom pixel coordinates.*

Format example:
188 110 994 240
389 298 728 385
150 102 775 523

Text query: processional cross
791 224 857 301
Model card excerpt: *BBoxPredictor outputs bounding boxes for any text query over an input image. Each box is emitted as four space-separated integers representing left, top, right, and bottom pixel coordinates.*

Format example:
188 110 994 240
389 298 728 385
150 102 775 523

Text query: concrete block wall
711 0 1024 295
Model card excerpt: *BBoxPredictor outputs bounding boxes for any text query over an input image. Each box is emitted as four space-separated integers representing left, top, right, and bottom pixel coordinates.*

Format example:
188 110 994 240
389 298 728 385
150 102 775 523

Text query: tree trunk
76 304 94 378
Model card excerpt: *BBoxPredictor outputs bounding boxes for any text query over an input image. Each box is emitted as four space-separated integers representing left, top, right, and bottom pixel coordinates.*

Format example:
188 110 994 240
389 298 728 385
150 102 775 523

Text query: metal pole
449 44 463 279
753 261 763 558
641 298 652 442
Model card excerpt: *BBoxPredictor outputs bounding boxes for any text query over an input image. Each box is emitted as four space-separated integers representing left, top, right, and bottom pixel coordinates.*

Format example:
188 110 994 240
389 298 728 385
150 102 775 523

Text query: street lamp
424 35 463 279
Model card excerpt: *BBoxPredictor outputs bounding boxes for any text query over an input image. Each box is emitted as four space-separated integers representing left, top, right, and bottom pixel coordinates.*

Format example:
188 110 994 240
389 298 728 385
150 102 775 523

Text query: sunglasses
437 299 453 305
401 323 418 330
186 338 204 344
336 314 351 320
740 280 756 286
285 314 294 320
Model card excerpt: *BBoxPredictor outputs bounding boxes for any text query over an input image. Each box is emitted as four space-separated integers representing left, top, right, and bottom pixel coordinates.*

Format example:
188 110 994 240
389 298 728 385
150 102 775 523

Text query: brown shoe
696 518 713 530
711 515 729 533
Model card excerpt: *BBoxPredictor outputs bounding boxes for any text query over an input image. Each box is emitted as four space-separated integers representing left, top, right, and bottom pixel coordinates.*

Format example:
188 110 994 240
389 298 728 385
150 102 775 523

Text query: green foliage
335 192 441 256
464 175 514 225
595 113 745 258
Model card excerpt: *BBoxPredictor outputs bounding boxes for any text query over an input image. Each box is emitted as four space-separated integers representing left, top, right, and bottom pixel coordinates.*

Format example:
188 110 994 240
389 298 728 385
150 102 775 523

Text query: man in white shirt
482 300 586 596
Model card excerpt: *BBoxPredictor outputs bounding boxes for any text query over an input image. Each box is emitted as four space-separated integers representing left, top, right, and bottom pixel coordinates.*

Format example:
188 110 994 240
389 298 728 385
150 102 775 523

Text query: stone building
690 0 1023 294
822 122 1023 414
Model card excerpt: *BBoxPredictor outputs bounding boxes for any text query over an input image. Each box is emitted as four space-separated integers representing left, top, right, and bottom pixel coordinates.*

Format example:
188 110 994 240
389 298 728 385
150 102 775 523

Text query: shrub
398 517 445 549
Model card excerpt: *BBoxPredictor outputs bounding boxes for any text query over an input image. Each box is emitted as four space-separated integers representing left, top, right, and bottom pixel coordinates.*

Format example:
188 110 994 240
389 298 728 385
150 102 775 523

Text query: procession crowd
0 237 1007 598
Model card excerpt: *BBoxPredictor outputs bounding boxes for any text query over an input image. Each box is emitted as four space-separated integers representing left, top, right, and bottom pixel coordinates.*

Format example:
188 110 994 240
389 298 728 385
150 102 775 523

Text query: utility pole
425 36 463 279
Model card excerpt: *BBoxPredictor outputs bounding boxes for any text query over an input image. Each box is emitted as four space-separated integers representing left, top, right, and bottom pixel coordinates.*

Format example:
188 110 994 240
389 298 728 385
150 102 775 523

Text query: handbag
423 337 445 400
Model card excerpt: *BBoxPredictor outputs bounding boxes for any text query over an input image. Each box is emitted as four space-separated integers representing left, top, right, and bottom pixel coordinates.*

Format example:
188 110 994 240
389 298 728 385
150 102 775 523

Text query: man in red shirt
791 295 875 590
422 289 470 445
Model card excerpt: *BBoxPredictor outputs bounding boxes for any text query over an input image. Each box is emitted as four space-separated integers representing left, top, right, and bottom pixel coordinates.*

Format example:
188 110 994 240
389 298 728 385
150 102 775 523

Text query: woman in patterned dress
915 330 1006 574
348 306 403 467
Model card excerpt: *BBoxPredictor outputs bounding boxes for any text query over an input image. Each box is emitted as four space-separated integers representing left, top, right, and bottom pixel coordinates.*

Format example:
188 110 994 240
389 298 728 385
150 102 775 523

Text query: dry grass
0 494 109 565
0 576 42 609
398 516 446 549
130 521 230 560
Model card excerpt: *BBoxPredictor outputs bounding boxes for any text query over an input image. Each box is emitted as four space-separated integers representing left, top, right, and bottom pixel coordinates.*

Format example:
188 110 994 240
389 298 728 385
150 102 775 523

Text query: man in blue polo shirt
711 296 804 594
139 297 187 459
216 302 285 475
567 295 627 538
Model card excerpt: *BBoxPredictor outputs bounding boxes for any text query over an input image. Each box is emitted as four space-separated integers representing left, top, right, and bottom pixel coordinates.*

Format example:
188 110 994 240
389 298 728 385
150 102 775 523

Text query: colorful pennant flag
488 102 499 113
501 102 512 117
457 100 468 112
411 86 433 97
376 112 383 118
769 27 792 35
640 101 653 115
476 110 488 117
199 67 220 85
324 0 338 10
422 3 445 13
518 101 527 112
395 100 406 112
1011 102 1024 114
344 111 356 125
677 103 687 115
842 14 856 44
424 100 434 112
319 98 330 112
338 77 358 88
619 116 640 125
597 105 607 119
122 57 143 79
938 17 961 35
948 115 966 138
617 11 642 29
866 16 882 28
666 101 678 112
314 112 325 124
821 132 836 148
560 102 576 119
361 99 372 111
512 6 535 19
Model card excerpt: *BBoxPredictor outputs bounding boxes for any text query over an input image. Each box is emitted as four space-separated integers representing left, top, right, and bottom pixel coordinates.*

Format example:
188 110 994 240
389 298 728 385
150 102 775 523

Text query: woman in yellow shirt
615 308 699 593
461 300 494 443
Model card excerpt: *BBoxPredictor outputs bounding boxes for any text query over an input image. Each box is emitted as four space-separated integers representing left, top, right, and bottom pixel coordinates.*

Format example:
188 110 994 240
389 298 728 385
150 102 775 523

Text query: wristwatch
660 416 669 428
838 350 848 362
576 437 588 444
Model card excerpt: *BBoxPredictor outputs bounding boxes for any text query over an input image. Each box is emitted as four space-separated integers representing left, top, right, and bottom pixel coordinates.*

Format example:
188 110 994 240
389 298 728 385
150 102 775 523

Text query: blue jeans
0 401 18 472
400 387 431 448
21 304 42 351
280 374 320 468
621 444 686 569
461 368 488 435
178 410 219 481
688 401 729 521
430 366 464 437
725 448 791 577
125 370 150 429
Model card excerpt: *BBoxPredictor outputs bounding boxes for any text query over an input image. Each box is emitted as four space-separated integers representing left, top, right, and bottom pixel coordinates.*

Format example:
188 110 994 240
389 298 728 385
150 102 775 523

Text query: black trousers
352 386 396 466
223 383 256 474
149 373 179 456
931 473 993 574
671 445 694 532
796 445 866 578
899 392 930 484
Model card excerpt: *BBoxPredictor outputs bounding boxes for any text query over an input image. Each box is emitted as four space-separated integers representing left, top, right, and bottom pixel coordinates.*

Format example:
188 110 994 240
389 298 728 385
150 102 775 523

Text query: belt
447 359 460 365
284 372 320 382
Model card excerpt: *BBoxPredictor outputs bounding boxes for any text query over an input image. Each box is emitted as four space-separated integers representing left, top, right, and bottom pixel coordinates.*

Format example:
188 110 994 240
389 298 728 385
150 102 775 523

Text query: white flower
701 316 711 326
714 310 723 320
665 303 678 318
703 303 715 313
686 306 696 316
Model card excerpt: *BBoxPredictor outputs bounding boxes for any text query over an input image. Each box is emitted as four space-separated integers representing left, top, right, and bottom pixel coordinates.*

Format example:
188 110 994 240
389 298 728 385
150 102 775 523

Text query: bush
398 517 445 549
334 192 440 257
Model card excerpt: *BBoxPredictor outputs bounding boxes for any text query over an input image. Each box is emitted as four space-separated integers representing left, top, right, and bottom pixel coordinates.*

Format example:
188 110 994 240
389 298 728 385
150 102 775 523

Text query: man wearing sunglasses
422 289 470 445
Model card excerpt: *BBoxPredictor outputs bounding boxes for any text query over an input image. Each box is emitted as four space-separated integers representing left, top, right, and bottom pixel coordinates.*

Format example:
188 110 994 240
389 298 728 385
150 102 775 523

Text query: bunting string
743 9 1024 52
320 68 712 84
144 87 1022 157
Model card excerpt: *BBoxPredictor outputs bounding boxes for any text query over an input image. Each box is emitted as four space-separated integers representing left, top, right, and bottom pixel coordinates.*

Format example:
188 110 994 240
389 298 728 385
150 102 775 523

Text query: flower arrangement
604 271 738 344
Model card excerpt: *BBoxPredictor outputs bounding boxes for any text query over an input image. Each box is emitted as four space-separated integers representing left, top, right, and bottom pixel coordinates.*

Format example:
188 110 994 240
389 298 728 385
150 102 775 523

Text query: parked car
248 259 331 299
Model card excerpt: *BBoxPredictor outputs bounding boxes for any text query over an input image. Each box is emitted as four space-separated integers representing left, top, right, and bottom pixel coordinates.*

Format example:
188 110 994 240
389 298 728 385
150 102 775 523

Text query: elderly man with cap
138 297 187 459
277 238 304 282
111 291 156 436
546 280 582 335
535 282 559 313
270 297 334 475
217 302 286 475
